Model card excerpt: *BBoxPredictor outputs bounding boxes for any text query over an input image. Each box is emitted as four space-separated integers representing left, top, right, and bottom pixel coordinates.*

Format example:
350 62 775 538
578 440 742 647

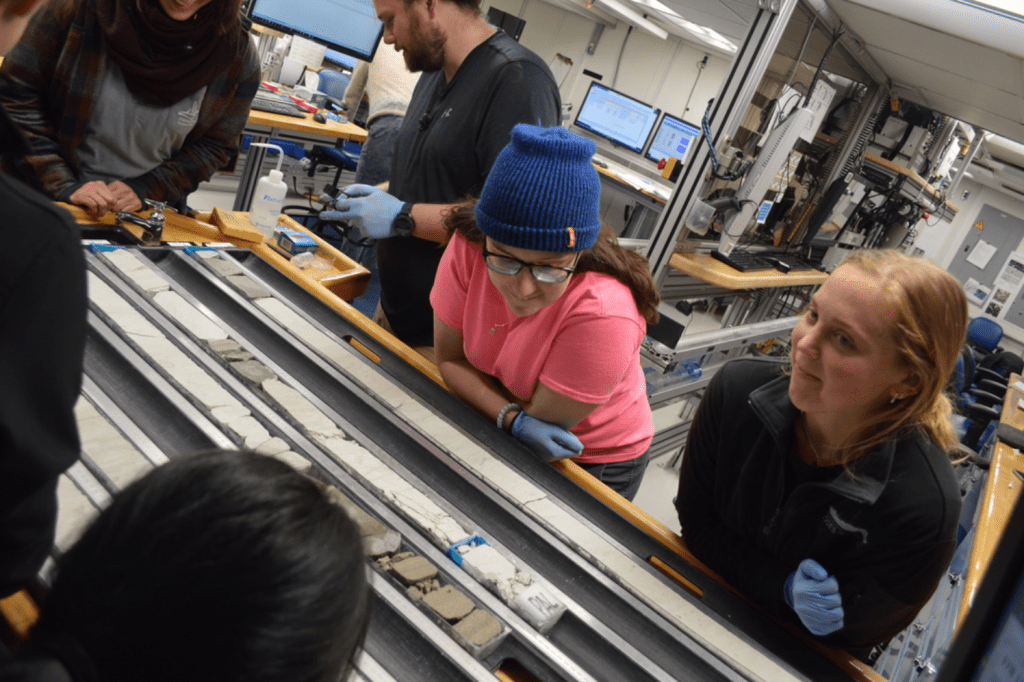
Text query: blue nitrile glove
319 184 403 239
783 558 845 636
510 412 584 462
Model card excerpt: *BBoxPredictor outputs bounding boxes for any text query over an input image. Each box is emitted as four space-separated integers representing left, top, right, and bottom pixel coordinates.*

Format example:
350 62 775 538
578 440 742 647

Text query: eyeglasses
481 245 578 283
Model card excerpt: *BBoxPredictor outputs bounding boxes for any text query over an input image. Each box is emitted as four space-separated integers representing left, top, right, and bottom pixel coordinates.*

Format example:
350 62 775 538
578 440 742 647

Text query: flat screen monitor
644 114 701 165
248 0 383 62
573 82 659 155
323 48 358 70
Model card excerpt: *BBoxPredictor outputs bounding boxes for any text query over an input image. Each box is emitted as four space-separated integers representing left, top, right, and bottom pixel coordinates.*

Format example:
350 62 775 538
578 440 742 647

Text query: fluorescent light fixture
954 0 1024 22
625 0 737 51
591 0 669 38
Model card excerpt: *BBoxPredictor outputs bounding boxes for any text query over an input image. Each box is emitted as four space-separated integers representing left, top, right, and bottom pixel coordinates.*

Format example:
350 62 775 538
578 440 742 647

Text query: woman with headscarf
0 0 259 214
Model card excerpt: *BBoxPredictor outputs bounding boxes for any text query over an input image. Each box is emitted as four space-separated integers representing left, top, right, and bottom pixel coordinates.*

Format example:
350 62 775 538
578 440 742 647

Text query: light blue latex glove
783 558 845 636
319 184 403 239
510 412 584 462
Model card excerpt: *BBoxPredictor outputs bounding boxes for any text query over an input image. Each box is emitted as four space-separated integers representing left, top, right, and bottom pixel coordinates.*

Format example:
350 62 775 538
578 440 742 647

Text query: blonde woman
676 249 966 656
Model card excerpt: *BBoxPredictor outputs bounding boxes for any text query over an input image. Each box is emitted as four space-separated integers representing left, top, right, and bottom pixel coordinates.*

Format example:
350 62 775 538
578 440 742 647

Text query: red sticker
567 227 576 248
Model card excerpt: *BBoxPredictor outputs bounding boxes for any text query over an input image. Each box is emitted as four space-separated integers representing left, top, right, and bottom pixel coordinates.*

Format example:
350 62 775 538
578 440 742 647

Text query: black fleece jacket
676 357 961 650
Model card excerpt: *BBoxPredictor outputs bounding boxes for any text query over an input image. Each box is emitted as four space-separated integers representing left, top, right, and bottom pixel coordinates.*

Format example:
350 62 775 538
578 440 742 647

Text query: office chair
303 69 362 195
966 317 1004 357
303 141 362 196
977 350 1023 381
950 345 1003 454
317 69 351 101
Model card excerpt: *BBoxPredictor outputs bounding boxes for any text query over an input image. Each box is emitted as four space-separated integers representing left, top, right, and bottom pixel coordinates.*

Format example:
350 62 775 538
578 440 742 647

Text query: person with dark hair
320 0 560 352
429 125 659 501
676 249 966 655
1 450 371 682
0 0 87 601
0 0 260 215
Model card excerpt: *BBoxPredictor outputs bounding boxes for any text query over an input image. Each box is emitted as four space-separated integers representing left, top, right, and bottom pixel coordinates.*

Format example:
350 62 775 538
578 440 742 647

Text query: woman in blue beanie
429 124 659 501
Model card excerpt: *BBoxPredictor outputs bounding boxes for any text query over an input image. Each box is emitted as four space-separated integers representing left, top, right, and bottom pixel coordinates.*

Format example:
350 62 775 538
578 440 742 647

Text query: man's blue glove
784 558 845 636
510 412 583 462
319 184 403 239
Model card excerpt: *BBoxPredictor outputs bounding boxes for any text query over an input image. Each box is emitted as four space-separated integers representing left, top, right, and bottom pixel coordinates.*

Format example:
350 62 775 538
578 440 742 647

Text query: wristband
496 402 521 432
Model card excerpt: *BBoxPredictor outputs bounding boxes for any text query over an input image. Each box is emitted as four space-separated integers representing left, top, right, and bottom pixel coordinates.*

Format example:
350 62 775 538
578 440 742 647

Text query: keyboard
710 250 773 272
781 256 826 272
251 95 307 118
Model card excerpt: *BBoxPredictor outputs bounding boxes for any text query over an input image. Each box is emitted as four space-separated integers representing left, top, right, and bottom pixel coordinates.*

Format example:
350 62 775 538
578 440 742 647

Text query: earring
890 394 901 404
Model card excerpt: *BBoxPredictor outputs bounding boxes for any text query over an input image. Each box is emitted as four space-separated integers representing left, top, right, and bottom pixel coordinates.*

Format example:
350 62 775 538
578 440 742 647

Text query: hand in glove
319 184 404 239
784 558 845 636
509 412 584 462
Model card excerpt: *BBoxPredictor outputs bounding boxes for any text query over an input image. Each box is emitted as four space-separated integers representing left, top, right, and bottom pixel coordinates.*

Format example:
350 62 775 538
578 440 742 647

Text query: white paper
287 35 327 69
983 252 1024 319
547 57 571 88
967 240 997 269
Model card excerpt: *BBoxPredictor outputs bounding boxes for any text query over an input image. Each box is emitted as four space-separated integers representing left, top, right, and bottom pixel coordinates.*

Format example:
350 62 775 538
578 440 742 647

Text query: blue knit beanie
476 124 602 252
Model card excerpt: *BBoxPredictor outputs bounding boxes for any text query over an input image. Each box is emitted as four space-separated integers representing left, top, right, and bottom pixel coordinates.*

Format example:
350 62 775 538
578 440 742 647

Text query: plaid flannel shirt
0 0 259 204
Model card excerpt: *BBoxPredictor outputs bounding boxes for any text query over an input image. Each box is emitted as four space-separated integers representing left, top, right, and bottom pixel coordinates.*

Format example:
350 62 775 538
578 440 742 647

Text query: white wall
914 177 1024 354
481 0 731 126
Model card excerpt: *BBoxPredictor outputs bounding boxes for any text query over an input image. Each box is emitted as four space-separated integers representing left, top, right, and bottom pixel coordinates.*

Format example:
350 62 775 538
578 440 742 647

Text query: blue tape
87 244 125 254
446 535 489 565
183 245 219 256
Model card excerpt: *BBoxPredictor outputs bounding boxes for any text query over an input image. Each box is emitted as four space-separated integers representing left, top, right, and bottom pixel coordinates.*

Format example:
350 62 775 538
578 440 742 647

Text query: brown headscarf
96 0 243 107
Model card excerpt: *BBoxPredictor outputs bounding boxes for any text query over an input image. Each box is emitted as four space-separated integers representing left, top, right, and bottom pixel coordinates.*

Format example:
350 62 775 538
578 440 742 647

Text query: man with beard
320 0 560 354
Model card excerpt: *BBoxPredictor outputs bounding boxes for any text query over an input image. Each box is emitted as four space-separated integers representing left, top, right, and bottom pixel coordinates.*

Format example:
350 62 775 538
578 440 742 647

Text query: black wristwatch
392 202 415 237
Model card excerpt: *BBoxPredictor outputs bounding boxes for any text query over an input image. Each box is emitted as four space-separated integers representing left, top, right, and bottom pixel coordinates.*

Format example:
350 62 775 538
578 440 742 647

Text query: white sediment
101 249 170 296
88 273 272 449
151 291 229 342
75 398 153 490
262 379 344 440
54 472 100 553
248 281 797 680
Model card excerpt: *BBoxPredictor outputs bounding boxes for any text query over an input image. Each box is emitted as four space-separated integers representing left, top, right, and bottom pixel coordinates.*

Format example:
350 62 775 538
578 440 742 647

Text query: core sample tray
57 244 860 682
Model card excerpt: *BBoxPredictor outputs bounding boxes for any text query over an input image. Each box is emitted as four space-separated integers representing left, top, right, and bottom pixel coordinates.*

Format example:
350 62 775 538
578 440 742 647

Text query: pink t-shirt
430 232 653 464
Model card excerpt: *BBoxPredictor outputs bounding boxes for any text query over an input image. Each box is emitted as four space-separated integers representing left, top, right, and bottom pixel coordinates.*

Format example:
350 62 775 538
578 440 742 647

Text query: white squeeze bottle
248 143 287 238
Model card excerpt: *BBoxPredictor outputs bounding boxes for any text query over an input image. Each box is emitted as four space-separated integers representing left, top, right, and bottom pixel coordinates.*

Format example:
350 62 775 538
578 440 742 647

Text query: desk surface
246 108 367 142
65 204 370 302
594 164 670 204
959 373 1024 627
669 252 829 290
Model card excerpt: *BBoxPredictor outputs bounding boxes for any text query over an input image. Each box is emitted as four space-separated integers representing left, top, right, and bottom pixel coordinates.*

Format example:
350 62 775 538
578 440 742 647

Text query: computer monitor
323 48 358 70
486 7 526 41
934 495 1024 682
644 114 701 165
573 82 660 155
248 0 383 62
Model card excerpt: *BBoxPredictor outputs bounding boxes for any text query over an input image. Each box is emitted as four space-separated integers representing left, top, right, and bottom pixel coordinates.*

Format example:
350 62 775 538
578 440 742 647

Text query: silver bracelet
496 402 520 432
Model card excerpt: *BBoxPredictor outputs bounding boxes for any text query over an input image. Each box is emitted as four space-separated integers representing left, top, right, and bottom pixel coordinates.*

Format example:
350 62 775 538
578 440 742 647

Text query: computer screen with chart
644 114 701 165
248 0 383 62
573 82 660 155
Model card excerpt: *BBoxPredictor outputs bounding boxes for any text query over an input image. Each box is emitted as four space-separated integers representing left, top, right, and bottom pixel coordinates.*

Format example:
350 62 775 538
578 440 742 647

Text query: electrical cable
784 9 819 93
701 98 752 181
682 55 708 119
803 24 844 109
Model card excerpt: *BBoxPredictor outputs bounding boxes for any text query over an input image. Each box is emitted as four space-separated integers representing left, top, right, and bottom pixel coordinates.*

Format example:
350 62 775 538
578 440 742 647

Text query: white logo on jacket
178 101 201 127
824 506 869 545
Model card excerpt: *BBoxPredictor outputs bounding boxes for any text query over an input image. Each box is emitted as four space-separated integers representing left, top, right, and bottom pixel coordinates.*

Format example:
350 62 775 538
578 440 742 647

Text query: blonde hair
822 249 968 462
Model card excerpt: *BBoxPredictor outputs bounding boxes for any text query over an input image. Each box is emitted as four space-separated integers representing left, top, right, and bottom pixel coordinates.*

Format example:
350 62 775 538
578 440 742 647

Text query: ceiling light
954 0 1024 22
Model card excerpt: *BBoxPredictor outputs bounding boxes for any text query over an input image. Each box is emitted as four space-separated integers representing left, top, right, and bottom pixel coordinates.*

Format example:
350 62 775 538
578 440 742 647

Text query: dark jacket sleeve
0 1 82 198
0 193 86 597
675 363 796 622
